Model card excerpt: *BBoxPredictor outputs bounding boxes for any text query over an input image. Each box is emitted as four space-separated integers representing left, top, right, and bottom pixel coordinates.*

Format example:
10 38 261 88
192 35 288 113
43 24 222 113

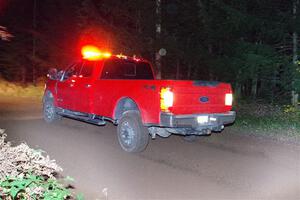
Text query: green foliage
234 103 300 137
0 174 78 199
1 0 300 103
76 193 85 200
223 42 280 78
78 0 156 55
294 61 300 93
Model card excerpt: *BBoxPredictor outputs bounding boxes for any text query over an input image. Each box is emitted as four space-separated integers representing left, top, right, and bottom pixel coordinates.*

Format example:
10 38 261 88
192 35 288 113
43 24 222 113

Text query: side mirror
47 68 58 80
57 70 64 81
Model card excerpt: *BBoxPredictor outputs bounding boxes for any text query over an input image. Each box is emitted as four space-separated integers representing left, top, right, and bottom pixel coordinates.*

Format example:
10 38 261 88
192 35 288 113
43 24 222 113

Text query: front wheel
43 92 61 123
117 111 149 153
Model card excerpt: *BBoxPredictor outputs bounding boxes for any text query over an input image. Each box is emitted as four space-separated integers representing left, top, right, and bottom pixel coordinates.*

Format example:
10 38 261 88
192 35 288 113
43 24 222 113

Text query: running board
57 109 106 126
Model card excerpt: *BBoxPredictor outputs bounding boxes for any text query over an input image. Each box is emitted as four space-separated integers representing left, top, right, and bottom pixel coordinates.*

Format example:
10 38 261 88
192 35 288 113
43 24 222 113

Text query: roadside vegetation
0 129 82 199
0 79 44 98
234 102 300 139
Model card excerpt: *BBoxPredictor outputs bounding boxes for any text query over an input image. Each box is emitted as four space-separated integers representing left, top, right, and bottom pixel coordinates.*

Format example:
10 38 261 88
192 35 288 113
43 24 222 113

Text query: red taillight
225 93 233 106
160 87 174 112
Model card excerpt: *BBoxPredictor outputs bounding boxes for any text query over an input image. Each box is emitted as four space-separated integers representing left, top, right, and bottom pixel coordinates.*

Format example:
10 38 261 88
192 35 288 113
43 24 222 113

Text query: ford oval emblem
200 96 209 103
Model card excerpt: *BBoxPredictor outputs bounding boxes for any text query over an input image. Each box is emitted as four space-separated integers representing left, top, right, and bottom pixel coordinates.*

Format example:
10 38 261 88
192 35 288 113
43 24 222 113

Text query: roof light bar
81 45 111 60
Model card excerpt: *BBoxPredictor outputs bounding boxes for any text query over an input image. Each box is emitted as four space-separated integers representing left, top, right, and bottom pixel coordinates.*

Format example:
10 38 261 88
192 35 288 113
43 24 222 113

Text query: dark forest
1 0 300 104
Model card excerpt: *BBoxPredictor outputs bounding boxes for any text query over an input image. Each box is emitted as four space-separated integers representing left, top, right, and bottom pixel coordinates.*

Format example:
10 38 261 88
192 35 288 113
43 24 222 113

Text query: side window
101 59 122 79
80 61 94 77
62 63 82 81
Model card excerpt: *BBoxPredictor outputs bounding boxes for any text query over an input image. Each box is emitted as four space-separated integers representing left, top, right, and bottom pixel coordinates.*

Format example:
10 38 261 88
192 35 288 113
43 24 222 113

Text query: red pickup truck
43 47 235 152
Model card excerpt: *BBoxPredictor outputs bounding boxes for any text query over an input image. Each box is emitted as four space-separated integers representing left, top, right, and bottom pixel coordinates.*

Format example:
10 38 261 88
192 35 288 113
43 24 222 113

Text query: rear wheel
183 135 197 142
43 93 61 123
117 111 149 152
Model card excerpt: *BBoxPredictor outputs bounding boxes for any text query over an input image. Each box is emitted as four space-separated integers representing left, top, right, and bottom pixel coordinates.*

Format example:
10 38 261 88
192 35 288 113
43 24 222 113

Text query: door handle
69 79 75 87
85 84 92 88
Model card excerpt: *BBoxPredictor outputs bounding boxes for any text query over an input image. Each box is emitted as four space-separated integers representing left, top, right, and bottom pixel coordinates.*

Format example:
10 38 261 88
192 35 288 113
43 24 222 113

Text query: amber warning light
81 45 111 60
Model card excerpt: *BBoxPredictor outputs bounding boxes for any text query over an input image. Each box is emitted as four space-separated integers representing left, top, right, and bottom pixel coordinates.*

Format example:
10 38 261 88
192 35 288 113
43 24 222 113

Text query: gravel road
0 96 299 200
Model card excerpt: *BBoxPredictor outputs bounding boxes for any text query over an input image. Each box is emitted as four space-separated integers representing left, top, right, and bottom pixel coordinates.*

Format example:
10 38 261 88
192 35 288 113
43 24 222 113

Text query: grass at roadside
0 79 44 98
233 103 300 139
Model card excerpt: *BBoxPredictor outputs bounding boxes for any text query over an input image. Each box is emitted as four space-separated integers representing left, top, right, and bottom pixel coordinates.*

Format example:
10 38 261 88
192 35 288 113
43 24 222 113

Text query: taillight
160 87 174 112
225 93 233 106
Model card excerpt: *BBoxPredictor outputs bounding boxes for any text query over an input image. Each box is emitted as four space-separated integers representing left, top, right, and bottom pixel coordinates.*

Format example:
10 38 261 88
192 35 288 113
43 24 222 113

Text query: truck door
72 61 96 113
56 62 82 110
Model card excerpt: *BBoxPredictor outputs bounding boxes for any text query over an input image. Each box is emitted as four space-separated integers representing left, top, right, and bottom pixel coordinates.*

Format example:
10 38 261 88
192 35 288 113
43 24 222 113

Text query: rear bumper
160 111 236 131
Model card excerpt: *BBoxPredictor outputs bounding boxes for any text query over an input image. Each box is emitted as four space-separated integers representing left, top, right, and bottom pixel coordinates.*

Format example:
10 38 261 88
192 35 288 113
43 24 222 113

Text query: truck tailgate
164 80 232 115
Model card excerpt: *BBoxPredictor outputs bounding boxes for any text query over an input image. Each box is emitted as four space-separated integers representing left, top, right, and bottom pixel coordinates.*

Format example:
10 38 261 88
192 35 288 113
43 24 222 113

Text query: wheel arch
113 97 143 123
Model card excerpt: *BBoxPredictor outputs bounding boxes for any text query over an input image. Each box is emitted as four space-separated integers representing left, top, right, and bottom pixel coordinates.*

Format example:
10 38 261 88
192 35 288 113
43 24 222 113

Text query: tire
117 111 149 153
183 135 197 142
43 92 61 123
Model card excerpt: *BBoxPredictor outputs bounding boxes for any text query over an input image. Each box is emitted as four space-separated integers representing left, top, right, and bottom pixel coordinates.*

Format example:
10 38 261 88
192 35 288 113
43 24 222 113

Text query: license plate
197 116 208 124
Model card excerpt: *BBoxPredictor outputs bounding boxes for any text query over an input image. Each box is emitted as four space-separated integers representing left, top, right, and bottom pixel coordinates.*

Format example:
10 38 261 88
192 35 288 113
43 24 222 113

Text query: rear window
101 59 154 80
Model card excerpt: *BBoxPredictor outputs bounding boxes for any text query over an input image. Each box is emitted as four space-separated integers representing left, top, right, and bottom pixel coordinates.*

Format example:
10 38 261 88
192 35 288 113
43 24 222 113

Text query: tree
0 0 299 104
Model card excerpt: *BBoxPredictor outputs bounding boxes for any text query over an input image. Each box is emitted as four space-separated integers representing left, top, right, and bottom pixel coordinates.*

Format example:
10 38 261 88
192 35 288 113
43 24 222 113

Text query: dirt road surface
0 96 299 200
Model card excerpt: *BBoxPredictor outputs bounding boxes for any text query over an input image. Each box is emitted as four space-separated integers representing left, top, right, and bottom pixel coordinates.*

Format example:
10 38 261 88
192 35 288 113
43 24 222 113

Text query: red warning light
81 45 111 60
